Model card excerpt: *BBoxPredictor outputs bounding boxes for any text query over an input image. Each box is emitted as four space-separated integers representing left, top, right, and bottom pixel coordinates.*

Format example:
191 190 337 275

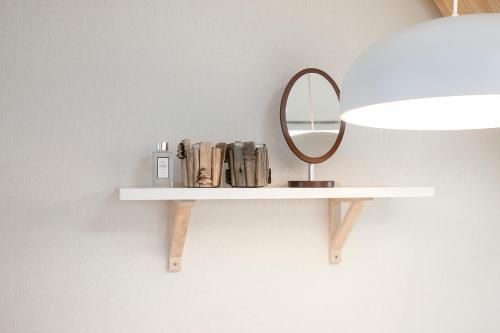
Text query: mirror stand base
288 180 335 188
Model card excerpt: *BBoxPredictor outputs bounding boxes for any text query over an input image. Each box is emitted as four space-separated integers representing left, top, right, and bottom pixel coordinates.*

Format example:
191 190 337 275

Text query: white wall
2 1 500 332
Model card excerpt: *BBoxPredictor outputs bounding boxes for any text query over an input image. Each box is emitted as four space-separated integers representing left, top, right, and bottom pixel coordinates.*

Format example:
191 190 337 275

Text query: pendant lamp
340 0 500 130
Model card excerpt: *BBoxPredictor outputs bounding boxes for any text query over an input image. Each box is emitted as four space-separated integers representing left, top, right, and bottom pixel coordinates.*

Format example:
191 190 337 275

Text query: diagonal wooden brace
329 198 372 264
169 200 195 272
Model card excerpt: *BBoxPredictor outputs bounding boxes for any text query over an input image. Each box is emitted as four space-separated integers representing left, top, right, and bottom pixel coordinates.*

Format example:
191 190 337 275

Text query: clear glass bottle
153 141 174 187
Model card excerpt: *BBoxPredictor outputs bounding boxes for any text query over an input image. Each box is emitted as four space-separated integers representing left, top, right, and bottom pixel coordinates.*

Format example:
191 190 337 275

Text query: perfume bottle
153 141 174 187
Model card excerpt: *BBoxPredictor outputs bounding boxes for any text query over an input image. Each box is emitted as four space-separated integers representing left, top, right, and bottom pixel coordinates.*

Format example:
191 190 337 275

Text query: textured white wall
2 1 500 332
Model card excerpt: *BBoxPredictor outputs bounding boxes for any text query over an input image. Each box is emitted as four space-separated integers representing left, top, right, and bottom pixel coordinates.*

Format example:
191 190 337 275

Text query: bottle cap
156 141 168 151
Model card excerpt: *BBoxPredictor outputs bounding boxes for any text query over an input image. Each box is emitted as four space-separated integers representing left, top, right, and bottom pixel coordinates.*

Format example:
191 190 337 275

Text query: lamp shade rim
341 94 500 131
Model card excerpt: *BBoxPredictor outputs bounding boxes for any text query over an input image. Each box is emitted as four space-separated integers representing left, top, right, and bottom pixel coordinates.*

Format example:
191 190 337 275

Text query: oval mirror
280 68 346 187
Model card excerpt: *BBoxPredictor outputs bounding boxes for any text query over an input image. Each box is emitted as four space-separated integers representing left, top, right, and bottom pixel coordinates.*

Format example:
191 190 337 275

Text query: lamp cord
307 74 315 131
452 0 459 16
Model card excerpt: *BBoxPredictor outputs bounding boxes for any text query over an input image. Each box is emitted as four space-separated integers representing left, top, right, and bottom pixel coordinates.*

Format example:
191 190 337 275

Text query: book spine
216 143 227 187
185 140 194 187
227 143 236 186
193 144 200 187
212 147 221 186
232 142 246 187
255 147 263 187
198 142 211 187
264 145 269 185
243 142 256 187
180 140 189 187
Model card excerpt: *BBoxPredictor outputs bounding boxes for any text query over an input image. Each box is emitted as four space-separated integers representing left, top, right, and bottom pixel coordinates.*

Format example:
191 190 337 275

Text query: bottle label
157 157 169 178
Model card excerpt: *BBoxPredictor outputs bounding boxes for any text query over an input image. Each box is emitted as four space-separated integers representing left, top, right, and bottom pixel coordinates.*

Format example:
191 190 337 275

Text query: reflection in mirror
285 73 341 158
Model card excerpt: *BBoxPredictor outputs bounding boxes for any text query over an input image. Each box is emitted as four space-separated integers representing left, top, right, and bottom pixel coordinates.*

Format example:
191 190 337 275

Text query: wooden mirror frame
280 68 346 164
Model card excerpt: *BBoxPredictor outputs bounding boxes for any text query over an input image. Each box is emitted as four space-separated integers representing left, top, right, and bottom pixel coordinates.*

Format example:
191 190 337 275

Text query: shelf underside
120 186 434 201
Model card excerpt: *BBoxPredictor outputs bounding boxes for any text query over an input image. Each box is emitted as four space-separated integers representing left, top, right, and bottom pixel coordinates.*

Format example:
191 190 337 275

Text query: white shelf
119 186 434 201
118 186 434 271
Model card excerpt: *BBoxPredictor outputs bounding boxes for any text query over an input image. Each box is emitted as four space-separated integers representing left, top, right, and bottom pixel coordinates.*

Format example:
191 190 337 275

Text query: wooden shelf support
169 200 195 272
120 187 433 271
329 198 373 264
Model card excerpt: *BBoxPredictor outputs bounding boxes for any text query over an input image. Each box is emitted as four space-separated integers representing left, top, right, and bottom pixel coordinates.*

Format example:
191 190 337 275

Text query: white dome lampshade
340 14 500 130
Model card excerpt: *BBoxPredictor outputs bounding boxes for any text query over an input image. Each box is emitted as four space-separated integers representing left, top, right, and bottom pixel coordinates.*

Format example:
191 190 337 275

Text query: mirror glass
285 72 342 158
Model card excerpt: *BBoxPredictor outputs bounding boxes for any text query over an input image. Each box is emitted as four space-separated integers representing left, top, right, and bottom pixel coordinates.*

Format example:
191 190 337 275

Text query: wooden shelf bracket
127 187 434 271
329 198 373 264
168 200 194 272
167 198 373 271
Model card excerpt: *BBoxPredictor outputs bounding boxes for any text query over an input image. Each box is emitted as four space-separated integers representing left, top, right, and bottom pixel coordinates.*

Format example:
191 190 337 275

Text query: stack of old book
177 140 227 187
225 142 271 187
